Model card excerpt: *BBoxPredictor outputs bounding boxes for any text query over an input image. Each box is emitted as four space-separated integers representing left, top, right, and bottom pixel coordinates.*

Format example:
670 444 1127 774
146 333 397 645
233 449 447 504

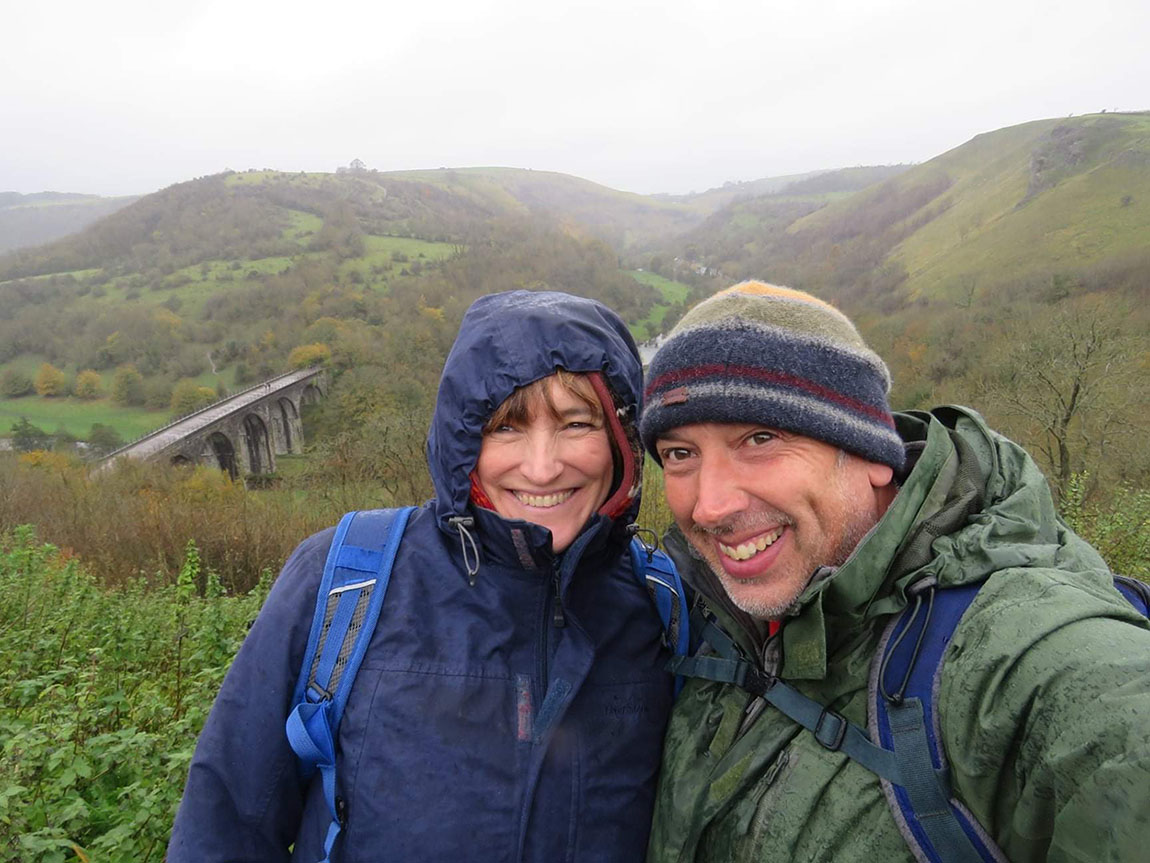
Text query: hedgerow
0 526 268 862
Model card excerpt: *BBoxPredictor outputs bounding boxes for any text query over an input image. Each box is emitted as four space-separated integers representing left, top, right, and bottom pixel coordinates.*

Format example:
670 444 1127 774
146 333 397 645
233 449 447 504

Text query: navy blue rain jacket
168 291 674 862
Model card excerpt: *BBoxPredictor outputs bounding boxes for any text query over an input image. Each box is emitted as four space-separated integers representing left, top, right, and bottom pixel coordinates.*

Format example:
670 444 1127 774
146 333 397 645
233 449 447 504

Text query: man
639 280 1150 862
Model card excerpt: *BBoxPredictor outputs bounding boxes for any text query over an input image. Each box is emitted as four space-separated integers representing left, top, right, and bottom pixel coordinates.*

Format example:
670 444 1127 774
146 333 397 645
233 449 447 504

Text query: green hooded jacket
647 407 1150 863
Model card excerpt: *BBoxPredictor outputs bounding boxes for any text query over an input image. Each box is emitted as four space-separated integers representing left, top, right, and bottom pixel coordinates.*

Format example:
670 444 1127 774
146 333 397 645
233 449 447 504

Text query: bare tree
976 300 1146 497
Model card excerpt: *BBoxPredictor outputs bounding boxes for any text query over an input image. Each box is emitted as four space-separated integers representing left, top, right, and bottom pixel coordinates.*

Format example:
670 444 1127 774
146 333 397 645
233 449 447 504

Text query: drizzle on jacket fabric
168 291 674 863
647 406 1150 863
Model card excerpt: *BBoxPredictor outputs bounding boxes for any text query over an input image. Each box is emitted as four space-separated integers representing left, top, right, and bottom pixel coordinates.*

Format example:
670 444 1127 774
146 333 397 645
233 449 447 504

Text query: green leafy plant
0 527 265 862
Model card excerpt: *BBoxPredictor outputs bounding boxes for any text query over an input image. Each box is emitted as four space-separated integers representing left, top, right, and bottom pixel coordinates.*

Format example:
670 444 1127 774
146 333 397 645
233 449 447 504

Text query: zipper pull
551 570 566 628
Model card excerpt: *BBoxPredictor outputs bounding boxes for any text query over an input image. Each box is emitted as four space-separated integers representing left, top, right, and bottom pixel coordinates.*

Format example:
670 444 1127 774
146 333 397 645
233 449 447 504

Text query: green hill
0 168 706 446
676 113 1150 308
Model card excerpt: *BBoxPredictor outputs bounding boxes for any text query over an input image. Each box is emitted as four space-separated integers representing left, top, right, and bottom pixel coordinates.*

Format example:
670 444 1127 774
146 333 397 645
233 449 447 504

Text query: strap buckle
307 681 333 703
814 707 848 751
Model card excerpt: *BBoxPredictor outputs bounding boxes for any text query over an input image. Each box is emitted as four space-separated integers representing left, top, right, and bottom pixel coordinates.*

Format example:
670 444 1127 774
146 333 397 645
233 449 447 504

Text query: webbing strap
757 678 903 783
887 699 985 863
285 507 414 863
669 636 903 783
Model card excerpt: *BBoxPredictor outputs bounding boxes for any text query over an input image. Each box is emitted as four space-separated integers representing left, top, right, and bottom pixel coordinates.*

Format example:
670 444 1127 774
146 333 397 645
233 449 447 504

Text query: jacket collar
466 504 624 581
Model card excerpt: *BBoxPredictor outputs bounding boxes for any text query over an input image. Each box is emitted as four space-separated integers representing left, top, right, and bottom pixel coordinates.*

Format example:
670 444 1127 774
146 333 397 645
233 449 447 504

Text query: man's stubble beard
690 462 880 621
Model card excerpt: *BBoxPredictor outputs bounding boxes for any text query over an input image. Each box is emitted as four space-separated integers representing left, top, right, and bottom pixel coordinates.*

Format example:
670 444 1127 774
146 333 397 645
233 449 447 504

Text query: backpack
671 573 1150 863
285 507 691 863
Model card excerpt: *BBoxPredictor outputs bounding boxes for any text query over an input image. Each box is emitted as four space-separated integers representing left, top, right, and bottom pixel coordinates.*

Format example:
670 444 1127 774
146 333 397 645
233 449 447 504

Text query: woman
168 290 674 862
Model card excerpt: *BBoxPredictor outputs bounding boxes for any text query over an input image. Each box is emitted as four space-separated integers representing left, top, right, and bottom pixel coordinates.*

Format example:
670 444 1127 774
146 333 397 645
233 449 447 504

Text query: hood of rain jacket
428 289 643 535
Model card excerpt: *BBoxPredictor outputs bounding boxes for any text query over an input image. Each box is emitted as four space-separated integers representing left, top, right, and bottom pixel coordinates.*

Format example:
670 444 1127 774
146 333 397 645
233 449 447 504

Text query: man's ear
866 461 894 489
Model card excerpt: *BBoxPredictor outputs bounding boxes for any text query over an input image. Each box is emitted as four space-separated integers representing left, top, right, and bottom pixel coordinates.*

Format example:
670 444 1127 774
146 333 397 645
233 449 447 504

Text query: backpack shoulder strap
285 506 415 863
1114 574 1150 615
871 584 1008 863
629 537 691 693
874 573 1150 863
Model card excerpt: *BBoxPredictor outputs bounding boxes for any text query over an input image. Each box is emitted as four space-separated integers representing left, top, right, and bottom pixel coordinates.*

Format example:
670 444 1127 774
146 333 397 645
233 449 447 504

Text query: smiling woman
169 290 673 863
475 371 615 553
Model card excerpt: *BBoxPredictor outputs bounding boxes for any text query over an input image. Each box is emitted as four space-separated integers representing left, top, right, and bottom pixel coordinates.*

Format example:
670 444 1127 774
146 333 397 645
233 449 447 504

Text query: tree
11 417 50 451
73 369 103 399
0 369 33 397
170 379 218 415
34 363 68 397
977 300 1148 497
87 422 125 455
111 364 145 406
287 343 332 370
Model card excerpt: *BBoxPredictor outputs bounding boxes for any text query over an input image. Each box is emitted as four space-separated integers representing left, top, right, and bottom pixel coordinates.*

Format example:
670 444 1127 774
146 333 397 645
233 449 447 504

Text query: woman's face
475 376 614 553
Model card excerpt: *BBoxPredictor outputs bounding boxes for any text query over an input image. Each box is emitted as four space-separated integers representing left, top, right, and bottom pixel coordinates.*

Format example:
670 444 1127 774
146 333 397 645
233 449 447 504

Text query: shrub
169 381 217 416
73 369 103 399
10 417 51 452
110 365 145 406
1061 474 1150 582
87 423 125 455
0 458 334 592
0 369 34 397
34 363 68 397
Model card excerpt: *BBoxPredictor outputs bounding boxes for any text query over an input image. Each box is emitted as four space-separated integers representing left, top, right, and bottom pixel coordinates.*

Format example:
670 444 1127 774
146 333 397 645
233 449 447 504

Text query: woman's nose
519 434 563 485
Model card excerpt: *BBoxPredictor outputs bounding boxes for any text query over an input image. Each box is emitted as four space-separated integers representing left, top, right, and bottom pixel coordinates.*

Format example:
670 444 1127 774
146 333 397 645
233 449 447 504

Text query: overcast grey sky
2 0 1147 197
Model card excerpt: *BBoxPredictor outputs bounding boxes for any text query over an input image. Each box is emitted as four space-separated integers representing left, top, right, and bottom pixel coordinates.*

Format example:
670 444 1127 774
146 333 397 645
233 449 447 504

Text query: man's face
655 423 893 619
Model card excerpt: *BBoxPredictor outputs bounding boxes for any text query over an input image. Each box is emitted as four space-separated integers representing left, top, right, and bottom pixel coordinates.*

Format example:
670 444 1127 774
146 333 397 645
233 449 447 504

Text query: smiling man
639 281 1150 863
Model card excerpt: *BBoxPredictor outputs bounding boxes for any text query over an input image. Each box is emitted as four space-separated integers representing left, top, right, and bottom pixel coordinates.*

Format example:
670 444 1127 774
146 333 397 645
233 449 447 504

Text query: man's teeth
718 528 784 561
514 490 574 508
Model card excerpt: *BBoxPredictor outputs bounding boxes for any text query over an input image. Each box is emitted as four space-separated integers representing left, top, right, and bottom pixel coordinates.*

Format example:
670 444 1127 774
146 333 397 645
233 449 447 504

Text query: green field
626 270 692 340
0 395 167 441
337 235 459 289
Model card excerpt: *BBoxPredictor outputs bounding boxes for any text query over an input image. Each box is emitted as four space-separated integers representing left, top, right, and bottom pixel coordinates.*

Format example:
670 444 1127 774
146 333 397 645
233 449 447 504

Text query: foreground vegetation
0 526 267 862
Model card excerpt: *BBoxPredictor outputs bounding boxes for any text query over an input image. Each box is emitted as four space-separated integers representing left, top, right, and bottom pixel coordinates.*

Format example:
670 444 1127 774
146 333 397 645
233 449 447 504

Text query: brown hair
482 369 605 433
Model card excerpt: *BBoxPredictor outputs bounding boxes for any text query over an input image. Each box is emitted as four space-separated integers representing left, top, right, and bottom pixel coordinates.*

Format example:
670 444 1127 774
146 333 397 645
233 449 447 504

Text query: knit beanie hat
640 280 905 472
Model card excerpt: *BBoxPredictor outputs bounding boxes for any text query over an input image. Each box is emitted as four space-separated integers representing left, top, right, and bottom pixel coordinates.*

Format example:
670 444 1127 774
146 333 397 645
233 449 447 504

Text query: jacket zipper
734 628 783 741
551 563 566 628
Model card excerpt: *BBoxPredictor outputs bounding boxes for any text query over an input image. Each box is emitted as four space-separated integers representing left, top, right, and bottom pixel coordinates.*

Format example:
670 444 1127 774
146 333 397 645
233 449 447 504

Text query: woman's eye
562 418 600 431
660 447 691 463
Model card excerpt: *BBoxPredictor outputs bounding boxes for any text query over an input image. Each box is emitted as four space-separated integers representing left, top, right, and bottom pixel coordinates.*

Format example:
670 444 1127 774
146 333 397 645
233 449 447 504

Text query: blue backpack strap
629 537 691 694
872 583 1008 863
1114 574 1150 615
285 506 415 863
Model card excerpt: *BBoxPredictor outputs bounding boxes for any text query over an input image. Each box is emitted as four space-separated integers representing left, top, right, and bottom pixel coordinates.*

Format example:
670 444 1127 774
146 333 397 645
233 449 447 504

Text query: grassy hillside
773 113 1150 303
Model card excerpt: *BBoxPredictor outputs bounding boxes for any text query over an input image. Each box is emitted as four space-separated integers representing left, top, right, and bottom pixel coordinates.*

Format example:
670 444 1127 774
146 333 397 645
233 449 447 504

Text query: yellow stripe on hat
718 280 842 314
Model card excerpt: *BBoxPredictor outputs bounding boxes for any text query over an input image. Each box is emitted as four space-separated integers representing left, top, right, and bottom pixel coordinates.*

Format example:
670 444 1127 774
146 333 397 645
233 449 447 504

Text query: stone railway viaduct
100 368 326 478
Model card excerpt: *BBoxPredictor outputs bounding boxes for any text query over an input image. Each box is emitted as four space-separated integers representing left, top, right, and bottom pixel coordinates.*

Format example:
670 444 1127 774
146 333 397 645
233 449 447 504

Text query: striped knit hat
640 280 905 472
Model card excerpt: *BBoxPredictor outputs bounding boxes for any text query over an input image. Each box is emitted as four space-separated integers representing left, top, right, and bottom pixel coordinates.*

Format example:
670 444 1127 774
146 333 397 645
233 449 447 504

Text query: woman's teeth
514 489 574 508
718 528 784 561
